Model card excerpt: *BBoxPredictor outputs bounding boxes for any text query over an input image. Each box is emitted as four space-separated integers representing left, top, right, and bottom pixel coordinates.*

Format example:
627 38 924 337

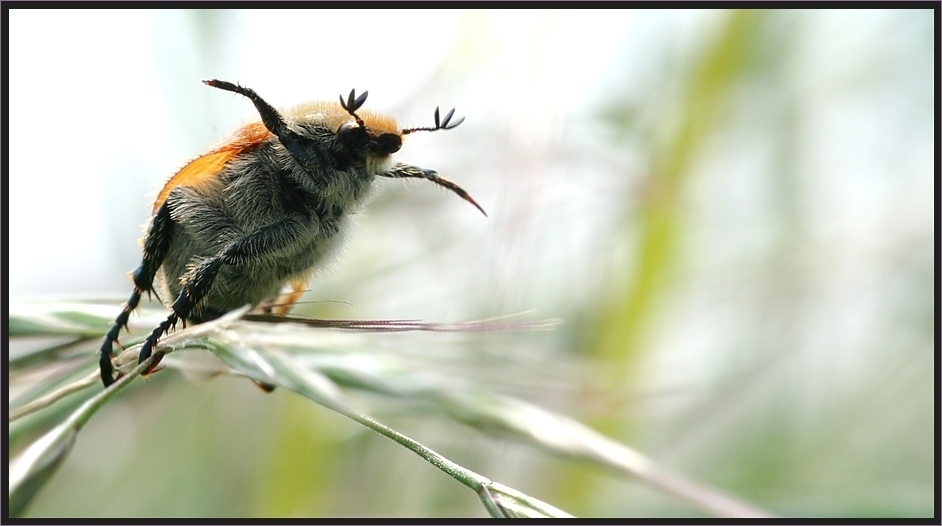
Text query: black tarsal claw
139 339 154 364
204 79 240 95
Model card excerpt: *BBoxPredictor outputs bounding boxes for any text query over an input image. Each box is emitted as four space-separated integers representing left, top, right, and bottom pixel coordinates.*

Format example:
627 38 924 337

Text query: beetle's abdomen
154 153 374 321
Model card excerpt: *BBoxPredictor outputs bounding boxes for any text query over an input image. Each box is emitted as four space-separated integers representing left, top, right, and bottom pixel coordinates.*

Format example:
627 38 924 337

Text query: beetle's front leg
379 162 486 216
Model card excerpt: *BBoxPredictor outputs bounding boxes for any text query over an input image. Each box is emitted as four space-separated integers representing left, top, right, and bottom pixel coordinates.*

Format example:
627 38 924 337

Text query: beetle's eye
338 121 368 149
373 133 402 155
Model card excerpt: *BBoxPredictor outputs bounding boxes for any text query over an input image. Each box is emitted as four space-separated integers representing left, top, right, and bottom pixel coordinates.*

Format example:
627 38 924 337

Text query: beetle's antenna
339 89 369 130
402 107 465 135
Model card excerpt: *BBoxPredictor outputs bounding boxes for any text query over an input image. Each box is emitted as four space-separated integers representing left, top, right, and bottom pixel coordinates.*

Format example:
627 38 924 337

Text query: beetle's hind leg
264 277 310 315
99 202 174 387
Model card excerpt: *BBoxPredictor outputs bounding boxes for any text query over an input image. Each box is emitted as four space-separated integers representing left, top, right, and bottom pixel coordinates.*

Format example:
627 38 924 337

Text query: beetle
98 79 485 387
